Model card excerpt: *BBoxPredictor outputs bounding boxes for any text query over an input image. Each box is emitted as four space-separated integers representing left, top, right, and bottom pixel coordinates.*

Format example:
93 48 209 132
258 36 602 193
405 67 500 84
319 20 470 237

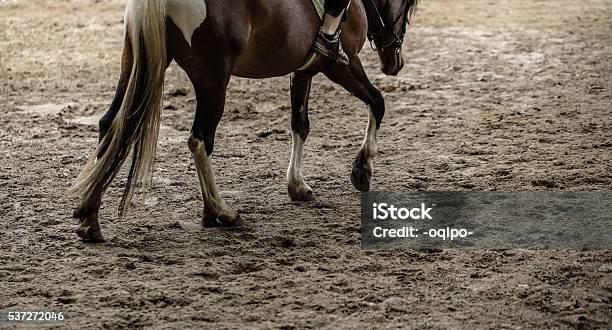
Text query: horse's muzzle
379 47 404 76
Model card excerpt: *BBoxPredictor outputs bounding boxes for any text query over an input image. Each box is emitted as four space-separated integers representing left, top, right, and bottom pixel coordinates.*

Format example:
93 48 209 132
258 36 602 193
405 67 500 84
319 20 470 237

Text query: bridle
365 0 414 52
365 0 414 53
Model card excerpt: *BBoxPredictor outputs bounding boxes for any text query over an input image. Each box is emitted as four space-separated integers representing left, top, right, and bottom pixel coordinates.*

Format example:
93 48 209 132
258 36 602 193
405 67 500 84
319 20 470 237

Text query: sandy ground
1 0 611 328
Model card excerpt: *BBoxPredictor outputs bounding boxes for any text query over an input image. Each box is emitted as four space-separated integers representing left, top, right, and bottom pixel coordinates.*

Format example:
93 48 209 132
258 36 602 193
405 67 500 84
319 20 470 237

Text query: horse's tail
70 0 167 216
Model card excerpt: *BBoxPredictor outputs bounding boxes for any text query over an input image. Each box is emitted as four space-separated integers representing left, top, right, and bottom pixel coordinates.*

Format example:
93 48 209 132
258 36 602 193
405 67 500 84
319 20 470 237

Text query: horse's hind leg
187 75 242 227
98 35 133 144
322 57 385 191
73 193 104 242
287 71 317 202
72 37 135 242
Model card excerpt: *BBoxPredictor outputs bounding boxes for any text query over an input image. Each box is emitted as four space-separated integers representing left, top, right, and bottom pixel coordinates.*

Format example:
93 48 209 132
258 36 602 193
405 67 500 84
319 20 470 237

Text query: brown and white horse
70 0 418 242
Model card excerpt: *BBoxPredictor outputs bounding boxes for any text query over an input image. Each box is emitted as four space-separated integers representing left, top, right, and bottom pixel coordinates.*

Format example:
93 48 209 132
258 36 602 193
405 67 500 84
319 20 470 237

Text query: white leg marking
288 131 306 187
167 0 207 46
189 137 236 220
351 107 377 191
287 131 313 200
361 110 378 166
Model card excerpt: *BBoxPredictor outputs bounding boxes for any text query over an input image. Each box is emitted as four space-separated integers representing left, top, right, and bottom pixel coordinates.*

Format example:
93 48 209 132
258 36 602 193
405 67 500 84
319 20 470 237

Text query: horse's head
363 0 417 76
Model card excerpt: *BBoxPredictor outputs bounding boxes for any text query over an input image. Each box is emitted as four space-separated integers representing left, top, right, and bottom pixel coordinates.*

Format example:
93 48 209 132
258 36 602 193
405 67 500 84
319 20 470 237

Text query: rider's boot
314 10 350 65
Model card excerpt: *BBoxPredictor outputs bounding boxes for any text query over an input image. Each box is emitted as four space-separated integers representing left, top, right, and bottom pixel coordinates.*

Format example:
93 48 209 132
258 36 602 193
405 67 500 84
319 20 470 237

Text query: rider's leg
314 0 350 65
322 0 348 34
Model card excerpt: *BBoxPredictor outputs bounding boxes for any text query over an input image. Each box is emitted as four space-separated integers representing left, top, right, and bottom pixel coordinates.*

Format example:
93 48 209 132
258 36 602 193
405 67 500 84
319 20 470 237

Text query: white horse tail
70 0 168 216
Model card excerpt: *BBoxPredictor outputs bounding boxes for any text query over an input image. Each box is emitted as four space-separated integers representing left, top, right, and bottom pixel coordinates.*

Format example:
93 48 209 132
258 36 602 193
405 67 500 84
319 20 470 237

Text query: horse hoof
203 214 221 228
351 162 372 192
75 224 105 243
203 209 243 228
230 214 245 227
288 184 315 202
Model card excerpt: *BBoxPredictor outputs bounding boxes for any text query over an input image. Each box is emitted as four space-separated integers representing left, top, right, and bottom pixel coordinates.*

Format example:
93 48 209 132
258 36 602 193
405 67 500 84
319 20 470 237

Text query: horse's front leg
287 71 317 201
321 57 385 192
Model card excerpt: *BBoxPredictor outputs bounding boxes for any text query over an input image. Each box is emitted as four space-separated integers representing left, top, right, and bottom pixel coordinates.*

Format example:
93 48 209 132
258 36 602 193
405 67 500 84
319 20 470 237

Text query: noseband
366 0 414 52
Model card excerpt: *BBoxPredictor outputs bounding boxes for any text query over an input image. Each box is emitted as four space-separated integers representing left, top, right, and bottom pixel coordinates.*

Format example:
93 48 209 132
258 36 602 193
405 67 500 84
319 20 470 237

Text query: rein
365 0 414 52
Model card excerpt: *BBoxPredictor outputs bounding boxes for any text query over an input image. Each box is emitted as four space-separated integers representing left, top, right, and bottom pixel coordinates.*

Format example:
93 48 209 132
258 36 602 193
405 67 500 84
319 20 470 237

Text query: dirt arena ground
1 0 611 328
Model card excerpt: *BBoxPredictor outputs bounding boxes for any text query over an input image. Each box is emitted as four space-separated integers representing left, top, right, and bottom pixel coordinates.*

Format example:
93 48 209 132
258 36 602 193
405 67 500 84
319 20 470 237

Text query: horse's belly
231 0 319 78
233 39 315 78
